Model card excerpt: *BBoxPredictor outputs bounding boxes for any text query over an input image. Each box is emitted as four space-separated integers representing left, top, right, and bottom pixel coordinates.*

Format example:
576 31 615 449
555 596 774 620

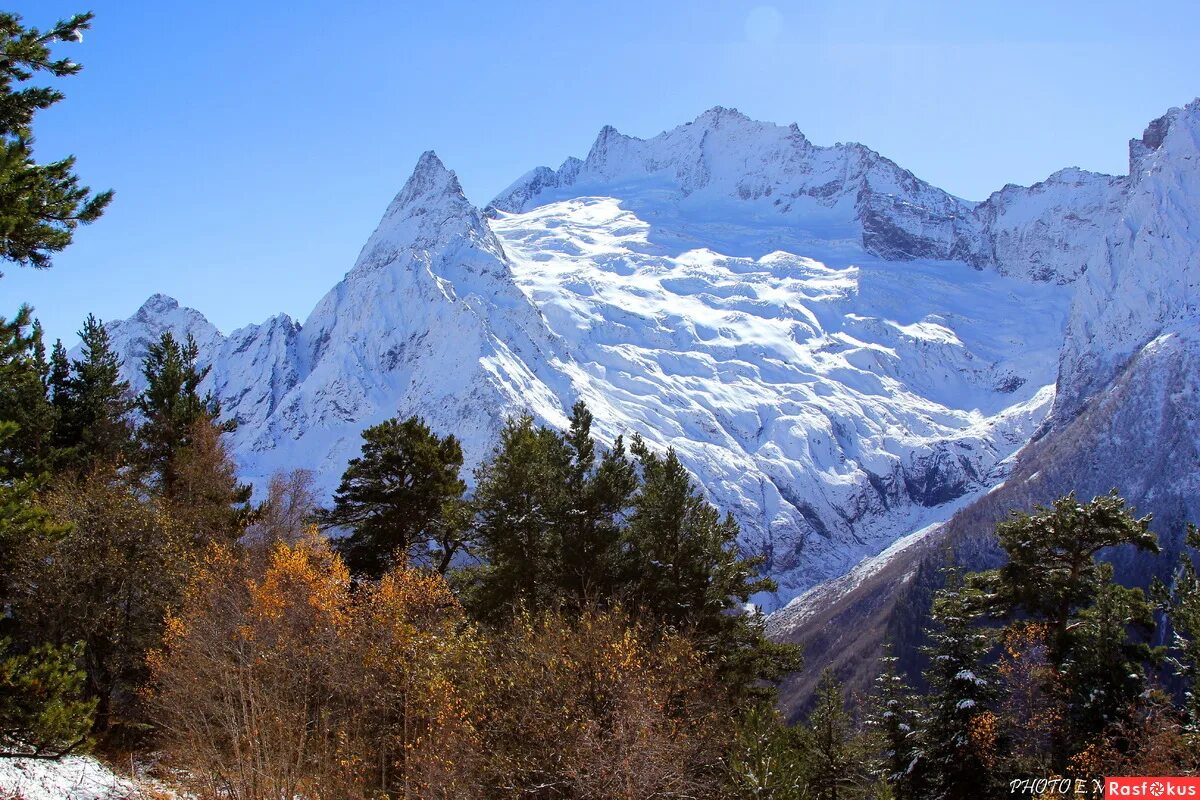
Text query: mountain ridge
97 99 1200 614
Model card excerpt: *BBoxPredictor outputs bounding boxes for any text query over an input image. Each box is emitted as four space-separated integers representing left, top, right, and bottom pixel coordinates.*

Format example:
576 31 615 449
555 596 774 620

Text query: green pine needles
0 11 111 274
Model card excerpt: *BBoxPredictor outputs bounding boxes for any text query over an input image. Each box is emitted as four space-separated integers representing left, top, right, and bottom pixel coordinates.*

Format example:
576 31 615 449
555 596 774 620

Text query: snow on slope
490 106 1125 284
489 106 979 265
765 99 1200 642
0 755 167 800
103 103 1196 609
491 195 1065 596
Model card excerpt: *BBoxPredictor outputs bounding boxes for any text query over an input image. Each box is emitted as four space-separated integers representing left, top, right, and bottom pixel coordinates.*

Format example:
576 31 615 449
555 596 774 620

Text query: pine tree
979 491 1158 665
0 421 94 753
1159 524 1200 734
0 638 95 758
137 330 222 490
52 314 134 469
726 705 806 800
1063 567 1159 742
47 338 69 412
802 669 867 800
867 646 924 800
557 401 636 605
974 491 1160 765
467 415 571 620
920 569 998 800
137 330 249 546
0 11 111 274
0 306 54 476
624 436 799 700
317 415 467 578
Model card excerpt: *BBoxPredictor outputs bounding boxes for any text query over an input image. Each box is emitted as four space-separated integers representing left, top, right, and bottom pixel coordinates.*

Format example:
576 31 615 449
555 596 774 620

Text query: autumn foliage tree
473 606 731 799
148 533 481 800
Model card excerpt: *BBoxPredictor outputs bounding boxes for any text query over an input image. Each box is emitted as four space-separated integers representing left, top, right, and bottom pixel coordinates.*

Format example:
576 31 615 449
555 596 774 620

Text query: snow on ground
0 755 172 800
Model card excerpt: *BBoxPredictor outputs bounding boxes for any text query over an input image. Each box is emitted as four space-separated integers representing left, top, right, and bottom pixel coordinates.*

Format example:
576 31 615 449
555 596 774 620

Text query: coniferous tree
0 11 111 275
47 338 69 416
978 491 1158 665
52 314 134 469
557 401 637 605
1062 570 1159 745
802 669 868 800
137 331 249 546
137 330 221 490
1159 524 1200 733
317 415 467 578
0 416 94 752
973 491 1160 764
726 705 806 800
461 405 636 612
625 435 799 700
867 646 925 800
467 415 571 620
0 306 54 476
920 569 998 800
0 638 95 758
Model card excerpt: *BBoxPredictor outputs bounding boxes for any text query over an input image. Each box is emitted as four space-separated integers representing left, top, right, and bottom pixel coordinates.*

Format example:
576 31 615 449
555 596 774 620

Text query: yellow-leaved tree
147 531 481 800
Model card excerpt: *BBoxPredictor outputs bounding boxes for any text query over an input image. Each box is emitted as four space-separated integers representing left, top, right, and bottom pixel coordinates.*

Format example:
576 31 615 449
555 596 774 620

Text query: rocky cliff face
102 101 1199 613
1056 100 1200 420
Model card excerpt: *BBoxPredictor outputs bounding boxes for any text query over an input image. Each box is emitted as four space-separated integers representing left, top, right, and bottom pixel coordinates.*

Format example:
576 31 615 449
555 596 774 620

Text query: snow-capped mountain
102 100 1200 611
763 100 1200 714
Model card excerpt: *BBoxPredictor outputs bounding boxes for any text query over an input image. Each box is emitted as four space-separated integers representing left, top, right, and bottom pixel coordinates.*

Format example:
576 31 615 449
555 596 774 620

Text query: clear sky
4 0 1199 346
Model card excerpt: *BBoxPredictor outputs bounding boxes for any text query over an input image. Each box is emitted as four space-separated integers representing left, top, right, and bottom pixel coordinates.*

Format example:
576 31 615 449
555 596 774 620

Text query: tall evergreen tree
802 669 868 800
867 646 925 800
973 491 1160 764
317 415 467 578
557 401 637 604
727 705 807 800
1160 524 1200 734
47 338 69 409
467 415 571 620
0 11 111 274
920 569 998 800
978 490 1158 665
1063 569 1159 744
137 330 249 546
625 435 799 699
0 306 53 476
137 330 221 490
52 314 134 469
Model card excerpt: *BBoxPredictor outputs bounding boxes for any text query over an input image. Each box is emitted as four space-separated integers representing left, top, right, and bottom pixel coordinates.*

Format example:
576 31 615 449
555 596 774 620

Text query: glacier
99 101 1200 610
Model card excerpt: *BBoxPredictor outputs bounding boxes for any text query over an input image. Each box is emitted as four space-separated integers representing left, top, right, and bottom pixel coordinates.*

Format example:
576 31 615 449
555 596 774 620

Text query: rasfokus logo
1106 778 1200 797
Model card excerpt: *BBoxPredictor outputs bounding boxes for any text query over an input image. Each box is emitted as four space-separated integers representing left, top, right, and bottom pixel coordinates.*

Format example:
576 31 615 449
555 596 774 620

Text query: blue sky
4 0 1199 345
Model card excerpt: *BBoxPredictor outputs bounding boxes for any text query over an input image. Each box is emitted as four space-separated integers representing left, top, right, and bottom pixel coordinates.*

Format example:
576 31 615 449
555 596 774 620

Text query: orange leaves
473 607 729 799
148 533 483 799
148 536 731 799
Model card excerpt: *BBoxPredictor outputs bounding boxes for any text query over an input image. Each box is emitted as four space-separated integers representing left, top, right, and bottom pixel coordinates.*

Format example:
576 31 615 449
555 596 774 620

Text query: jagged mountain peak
1128 98 1197 173
135 292 181 317
351 150 504 280
380 149 472 221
